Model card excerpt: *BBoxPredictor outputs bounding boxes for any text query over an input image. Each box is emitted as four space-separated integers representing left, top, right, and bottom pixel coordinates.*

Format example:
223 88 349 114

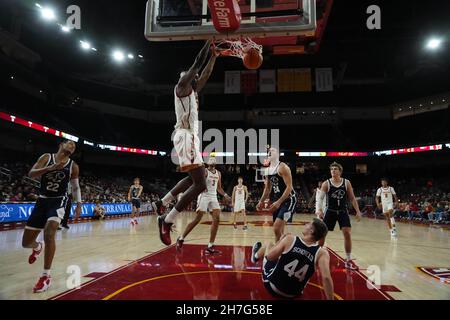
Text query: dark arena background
0 0 449 309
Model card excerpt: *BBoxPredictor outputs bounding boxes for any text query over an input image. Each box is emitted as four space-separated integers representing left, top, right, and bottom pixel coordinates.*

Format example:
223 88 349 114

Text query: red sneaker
157 215 173 245
33 275 51 293
153 200 167 216
176 236 184 251
28 242 43 264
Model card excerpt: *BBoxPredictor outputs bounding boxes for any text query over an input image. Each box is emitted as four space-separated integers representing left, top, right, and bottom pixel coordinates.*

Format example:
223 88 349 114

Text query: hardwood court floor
0 213 448 300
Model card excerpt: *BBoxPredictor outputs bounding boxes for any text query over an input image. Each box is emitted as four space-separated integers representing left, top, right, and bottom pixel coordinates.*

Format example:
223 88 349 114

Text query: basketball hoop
214 37 263 69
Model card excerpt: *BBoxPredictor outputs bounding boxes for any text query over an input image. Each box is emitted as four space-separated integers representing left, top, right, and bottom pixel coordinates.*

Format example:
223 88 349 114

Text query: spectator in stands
93 201 106 220
10 192 23 202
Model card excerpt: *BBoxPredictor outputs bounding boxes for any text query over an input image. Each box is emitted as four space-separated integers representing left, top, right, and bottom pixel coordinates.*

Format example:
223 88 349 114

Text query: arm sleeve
316 190 326 212
70 179 82 203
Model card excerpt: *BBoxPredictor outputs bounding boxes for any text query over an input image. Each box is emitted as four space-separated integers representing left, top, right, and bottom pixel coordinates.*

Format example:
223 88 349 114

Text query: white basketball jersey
204 169 219 196
174 86 199 135
376 187 396 204
235 185 245 202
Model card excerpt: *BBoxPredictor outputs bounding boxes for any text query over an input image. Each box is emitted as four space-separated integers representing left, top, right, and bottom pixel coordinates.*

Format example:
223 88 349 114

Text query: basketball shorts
196 194 221 212
272 195 297 223
323 208 351 231
234 200 245 212
131 198 141 209
26 197 68 230
382 202 394 213
173 129 203 172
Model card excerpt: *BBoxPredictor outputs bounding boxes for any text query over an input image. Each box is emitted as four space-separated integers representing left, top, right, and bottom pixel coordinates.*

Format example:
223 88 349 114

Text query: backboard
145 0 317 41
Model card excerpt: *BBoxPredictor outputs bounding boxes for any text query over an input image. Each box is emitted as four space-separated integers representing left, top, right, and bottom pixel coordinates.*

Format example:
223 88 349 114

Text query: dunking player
376 178 398 238
315 162 362 270
250 218 333 299
21 140 82 293
156 40 219 245
256 147 297 242
231 177 249 230
176 157 230 253
128 178 143 225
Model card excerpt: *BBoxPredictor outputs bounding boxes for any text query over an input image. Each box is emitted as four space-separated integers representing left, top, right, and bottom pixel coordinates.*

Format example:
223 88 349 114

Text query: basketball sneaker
233 223 237 230
176 236 184 251
33 275 51 293
251 242 262 264
28 242 43 264
157 214 173 245
204 245 221 255
243 225 248 231
344 259 359 271
391 229 397 239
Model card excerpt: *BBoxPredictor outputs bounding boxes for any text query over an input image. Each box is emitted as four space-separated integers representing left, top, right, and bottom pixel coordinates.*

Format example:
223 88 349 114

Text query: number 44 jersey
266 236 321 297
39 154 73 198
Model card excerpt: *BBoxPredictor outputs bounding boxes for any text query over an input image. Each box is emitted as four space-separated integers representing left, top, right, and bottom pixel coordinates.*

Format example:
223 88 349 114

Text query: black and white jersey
39 154 73 198
266 162 295 202
326 178 348 211
265 236 321 297
131 185 141 199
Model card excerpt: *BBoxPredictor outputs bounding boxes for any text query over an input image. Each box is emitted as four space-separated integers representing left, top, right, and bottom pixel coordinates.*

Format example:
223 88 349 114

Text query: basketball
243 47 263 70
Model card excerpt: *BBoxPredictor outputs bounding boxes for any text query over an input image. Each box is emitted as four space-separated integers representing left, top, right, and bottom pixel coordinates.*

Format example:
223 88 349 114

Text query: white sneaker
391 229 397 238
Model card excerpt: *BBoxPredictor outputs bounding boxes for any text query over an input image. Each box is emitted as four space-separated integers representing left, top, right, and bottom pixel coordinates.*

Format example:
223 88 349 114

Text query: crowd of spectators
1 158 449 226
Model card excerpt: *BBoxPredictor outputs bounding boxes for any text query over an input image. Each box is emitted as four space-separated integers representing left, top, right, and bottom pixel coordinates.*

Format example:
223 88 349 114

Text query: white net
214 37 263 60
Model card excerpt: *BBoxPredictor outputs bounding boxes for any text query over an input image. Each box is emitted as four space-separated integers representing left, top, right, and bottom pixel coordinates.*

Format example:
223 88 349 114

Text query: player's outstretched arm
177 40 212 95
217 171 230 200
347 180 362 220
70 163 82 219
256 177 272 210
196 48 219 92
317 249 334 300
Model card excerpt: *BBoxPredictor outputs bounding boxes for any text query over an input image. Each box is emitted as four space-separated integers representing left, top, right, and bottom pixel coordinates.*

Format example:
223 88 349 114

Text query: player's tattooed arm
28 154 59 178
177 40 212 95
